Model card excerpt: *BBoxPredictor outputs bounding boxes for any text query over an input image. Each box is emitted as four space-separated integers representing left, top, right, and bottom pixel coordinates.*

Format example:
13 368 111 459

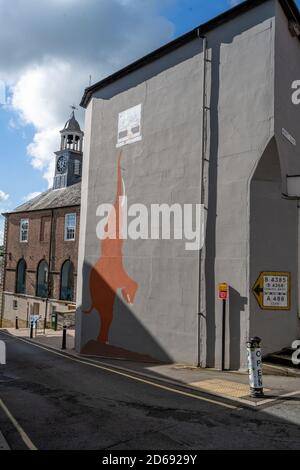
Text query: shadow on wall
79 260 172 364
78 151 171 363
229 287 247 370
205 4 273 368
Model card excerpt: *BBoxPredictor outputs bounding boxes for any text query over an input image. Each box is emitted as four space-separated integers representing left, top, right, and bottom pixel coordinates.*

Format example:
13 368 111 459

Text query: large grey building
76 0 300 369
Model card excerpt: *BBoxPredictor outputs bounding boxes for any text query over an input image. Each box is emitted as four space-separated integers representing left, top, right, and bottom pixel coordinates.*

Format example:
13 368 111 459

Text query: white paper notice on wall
117 104 142 148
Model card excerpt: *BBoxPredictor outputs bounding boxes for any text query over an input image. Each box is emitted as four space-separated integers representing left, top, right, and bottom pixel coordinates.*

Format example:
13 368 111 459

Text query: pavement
1 328 300 449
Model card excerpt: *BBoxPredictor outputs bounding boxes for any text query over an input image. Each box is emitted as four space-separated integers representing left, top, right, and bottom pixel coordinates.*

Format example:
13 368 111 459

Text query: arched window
60 260 74 301
16 259 27 294
36 260 49 298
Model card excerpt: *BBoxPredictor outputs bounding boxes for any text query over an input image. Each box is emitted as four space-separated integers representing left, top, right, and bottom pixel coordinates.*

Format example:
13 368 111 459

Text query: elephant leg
96 290 116 343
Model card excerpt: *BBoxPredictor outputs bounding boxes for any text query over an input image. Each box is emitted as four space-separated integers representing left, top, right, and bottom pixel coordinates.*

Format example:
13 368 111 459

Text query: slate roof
6 182 81 215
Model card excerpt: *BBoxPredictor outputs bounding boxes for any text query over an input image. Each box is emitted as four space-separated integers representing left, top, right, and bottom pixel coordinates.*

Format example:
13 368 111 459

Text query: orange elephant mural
83 151 138 343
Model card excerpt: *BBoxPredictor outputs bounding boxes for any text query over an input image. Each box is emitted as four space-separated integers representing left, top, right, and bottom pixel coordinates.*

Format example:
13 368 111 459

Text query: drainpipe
197 33 208 368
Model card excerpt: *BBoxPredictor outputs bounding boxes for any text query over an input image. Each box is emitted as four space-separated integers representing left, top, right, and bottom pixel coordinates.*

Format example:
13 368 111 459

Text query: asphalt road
0 331 300 450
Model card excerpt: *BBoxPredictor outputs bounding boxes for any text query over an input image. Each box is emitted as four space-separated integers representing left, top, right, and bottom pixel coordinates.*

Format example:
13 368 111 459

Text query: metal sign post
218 283 228 371
247 337 264 398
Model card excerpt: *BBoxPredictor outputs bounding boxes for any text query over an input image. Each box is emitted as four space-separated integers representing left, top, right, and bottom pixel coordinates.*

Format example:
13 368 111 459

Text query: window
60 260 74 301
54 174 67 189
32 303 40 315
36 260 49 298
74 160 81 176
20 219 29 242
64 213 76 241
15 259 27 294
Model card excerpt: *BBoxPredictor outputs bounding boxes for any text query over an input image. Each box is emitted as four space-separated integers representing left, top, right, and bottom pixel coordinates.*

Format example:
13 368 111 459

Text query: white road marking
0 398 37 450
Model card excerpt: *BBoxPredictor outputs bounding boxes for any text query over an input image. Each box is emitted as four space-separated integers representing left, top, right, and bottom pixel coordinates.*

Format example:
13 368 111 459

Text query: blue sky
0 0 300 243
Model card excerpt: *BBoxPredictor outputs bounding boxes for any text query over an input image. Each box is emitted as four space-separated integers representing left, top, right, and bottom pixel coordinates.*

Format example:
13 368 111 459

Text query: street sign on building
252 272 290 310
30 314 40 327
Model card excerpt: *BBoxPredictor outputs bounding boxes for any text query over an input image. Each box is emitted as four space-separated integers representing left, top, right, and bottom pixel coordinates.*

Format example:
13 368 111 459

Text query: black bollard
30 321 34 339
62 325 67 350
15 316 19 330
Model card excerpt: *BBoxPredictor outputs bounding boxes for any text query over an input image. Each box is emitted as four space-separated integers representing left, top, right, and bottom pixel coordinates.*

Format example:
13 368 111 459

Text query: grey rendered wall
77 0 278 367
250 139 299 355
75 100 93 352
204 1 276 369
274 1 300 184
248 1 300 356
77 43 205 363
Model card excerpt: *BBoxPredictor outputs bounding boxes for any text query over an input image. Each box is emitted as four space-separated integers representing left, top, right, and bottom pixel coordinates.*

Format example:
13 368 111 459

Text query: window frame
74 159 81 176
36 260 49 299
54 174 67 189
19 218 29 243
15 258 27 295
60 259 74 301
64 213 76 241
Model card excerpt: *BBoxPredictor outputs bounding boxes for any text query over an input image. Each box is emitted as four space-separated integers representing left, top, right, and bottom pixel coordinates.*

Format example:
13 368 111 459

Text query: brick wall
4 206 80 301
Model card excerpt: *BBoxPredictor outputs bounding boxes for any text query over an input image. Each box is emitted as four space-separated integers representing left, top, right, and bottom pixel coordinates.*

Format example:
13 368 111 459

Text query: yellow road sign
252 272 290 310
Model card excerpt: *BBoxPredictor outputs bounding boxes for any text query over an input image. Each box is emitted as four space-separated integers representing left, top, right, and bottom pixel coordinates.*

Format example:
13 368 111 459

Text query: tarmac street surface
0 331 300 450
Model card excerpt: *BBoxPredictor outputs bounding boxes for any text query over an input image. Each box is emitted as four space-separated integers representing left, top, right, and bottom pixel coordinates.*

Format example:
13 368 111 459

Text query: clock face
57 156 67 173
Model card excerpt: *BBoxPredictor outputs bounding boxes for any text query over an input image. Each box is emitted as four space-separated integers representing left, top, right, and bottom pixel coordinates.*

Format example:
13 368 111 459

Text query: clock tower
53 110 84 189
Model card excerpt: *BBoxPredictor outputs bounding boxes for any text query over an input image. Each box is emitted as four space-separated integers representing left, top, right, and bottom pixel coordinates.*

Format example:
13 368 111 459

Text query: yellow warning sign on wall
252 272 290 310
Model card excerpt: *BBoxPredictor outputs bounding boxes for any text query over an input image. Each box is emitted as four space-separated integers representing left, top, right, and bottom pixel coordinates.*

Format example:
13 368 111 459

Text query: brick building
0 112 83 328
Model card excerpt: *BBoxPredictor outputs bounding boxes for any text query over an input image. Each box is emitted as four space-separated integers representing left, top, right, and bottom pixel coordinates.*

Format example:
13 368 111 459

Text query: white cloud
22 191 43 202
0 79 5 105
0 191 9 202
0 0 174 186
